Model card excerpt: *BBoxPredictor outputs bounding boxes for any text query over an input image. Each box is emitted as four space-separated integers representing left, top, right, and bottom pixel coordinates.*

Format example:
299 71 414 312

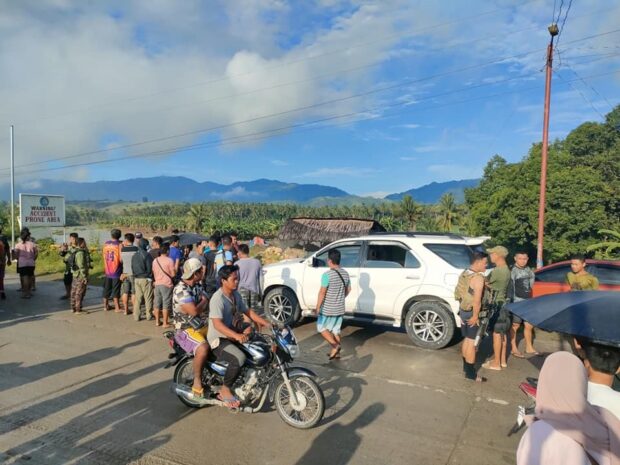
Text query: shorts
121 276 135 295
239 288 261 310
18 266 35 277
154 285 173 310
102 277 121 299
174 327 209 355
490 305 511 334
459 309 478 340
317 314 343 335
64 272 73 286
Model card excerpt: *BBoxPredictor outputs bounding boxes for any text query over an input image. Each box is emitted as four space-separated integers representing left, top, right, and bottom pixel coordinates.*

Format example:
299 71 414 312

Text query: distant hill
385 179 480 203
1 177 350 203
0 176 480 204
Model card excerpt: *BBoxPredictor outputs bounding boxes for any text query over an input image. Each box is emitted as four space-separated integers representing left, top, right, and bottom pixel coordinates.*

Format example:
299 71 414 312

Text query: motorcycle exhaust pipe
171 383 265 413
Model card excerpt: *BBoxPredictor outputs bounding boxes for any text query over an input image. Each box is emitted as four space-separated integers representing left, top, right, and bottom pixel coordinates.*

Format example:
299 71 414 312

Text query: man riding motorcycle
172 258 210 399
207 264 270 409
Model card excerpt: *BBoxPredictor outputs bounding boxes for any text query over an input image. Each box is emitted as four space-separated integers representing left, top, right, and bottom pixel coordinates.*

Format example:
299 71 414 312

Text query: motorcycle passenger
208 265 270 409
172 258 210 399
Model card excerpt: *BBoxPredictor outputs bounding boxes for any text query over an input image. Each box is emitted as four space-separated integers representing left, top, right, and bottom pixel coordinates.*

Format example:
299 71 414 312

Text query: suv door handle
406 276 420 280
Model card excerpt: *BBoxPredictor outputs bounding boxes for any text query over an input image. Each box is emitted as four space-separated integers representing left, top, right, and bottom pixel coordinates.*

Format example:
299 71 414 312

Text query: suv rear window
424 243 473 269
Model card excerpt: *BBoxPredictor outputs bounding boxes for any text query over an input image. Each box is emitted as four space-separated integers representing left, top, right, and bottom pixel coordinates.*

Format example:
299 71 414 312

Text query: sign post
19 194 66 229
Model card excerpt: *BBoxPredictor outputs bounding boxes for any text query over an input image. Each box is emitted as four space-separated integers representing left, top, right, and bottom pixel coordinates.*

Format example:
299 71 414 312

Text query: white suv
261 233 487 349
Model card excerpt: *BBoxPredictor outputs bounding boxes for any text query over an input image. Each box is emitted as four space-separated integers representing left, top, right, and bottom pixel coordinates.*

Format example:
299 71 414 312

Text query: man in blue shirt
168 235 182 278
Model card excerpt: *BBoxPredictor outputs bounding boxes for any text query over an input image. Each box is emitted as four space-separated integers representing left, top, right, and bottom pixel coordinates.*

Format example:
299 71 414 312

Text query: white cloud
362 191 390 198
400 156 416 161
0 0 422 178
270 159 289 166
398 123 421 129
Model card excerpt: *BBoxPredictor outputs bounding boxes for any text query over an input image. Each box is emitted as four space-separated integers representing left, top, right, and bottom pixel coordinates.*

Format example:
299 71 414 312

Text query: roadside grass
33 239 105 285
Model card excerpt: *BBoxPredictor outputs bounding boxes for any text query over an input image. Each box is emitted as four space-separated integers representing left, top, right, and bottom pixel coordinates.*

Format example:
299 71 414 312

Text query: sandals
190 387 205 400
328 344 341 360
217 393 240 409
511 351 525 359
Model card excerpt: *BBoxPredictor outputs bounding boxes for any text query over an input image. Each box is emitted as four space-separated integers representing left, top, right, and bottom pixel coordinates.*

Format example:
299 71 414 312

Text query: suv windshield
424 243 474 269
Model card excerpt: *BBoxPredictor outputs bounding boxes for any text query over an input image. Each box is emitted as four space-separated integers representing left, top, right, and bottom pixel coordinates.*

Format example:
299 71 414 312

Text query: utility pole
9 125 15 249
536 24 559 269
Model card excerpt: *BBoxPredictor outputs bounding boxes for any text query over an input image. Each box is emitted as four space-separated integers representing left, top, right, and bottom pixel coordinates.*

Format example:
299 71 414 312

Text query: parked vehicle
262 232 488 349
532 260 620 297
165 325 325 429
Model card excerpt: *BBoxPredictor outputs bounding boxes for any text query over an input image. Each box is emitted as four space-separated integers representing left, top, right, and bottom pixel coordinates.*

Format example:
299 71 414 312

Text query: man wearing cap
482 245 512 371
172 257 210 399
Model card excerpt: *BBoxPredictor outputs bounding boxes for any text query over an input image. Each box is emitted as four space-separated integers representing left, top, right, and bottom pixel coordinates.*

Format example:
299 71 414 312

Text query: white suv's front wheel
263 287 301 325
405 301 455 349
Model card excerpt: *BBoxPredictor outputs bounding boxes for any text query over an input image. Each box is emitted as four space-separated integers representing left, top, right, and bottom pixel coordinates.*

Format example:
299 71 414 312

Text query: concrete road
0 274 562 465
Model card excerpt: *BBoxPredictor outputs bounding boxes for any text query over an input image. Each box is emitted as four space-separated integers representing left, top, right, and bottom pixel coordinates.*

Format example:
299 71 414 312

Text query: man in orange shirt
102 229 123 312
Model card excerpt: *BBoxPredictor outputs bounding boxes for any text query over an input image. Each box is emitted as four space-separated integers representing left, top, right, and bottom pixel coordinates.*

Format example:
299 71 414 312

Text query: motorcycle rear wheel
173 358 204 409
274 376 324 429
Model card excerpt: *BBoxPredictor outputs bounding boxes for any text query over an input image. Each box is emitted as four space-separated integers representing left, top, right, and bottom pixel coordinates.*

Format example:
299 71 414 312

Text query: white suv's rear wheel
405 301 455 349
264 287 301 325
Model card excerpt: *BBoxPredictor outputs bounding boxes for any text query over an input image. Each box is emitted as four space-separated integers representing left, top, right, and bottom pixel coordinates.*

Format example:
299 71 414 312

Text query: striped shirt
320 268 350 317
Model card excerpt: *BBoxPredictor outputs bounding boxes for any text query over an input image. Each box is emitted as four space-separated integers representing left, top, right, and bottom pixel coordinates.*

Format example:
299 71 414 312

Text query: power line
3 67 619 180
553 70 606 119
563 63 616 110
4 28 619 173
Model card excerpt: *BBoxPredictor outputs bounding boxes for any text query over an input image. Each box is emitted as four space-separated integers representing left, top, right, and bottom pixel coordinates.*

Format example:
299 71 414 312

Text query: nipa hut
278 217 386 249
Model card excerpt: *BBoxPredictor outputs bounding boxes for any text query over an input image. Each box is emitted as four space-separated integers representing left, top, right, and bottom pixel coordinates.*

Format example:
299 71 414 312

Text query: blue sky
0 0 619 197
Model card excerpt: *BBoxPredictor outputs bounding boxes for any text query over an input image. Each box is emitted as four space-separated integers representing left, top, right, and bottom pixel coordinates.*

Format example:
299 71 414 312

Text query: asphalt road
0 274 565 465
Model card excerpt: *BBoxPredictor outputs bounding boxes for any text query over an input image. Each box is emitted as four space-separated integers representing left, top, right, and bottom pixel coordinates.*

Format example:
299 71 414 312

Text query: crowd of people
455 247 619 464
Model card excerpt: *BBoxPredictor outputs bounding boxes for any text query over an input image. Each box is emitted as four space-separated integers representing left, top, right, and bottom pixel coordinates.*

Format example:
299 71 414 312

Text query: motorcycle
164 324 325 429
508 377 537 436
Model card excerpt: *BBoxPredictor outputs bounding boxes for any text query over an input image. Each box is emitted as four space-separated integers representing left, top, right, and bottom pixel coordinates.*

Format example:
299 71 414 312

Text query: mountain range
0 177 479 204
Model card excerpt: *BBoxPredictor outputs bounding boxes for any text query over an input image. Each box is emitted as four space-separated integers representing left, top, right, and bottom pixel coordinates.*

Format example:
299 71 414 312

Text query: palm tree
587 229 620 259
437 193 459 232
396 195 423 231
187 203 208 232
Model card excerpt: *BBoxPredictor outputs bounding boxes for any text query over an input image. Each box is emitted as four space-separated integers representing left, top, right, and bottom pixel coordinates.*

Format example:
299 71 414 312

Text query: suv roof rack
368 231 465 240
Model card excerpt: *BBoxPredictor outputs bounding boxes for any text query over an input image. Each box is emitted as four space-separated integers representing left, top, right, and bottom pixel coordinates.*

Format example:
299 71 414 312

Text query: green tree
437 193 459 232
587 229 620 259
396 195 423 231
466 105 620 262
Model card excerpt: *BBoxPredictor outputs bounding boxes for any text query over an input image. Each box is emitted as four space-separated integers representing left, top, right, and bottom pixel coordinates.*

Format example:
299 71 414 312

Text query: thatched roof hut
278 217 386 248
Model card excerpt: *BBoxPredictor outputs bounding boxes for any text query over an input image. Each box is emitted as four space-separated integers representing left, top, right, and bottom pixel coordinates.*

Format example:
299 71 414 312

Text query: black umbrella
162 233 209 247
506 291 620 347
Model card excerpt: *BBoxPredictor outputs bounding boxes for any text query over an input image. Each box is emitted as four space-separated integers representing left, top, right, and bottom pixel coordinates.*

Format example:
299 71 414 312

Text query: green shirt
487 265 511 303
566 272 599 291
73 249 89 280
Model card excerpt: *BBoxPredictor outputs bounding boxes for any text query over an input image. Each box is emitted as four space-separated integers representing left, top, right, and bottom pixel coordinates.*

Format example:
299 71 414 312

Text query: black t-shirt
204 250 217 283
149 248 161 260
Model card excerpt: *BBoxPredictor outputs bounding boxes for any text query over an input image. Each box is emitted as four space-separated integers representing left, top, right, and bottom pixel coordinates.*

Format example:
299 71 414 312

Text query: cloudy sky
0 0 618 197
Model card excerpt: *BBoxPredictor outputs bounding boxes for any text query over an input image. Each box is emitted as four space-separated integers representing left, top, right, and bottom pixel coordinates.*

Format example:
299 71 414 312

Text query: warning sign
19 194 65 228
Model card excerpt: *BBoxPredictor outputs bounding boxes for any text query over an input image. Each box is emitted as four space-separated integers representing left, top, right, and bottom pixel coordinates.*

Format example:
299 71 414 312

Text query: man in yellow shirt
566 254 599 291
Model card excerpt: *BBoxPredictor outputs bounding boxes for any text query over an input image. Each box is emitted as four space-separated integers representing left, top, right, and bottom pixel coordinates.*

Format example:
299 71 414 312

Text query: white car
261 232 488 349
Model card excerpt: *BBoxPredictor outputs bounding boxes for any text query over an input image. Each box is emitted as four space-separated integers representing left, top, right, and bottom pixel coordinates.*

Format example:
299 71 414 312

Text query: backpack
454 270 482 311
67 250 77 271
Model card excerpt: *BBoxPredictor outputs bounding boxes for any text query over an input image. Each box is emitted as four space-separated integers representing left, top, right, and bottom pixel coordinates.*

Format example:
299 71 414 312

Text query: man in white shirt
574 337 620 419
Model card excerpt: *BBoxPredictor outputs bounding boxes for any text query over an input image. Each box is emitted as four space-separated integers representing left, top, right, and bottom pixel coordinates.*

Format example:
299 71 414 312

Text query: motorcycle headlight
287 344 300 358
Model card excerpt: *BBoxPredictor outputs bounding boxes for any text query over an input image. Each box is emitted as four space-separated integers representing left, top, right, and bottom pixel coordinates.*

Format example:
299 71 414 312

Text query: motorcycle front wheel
274 376 325 429
173 358 204 409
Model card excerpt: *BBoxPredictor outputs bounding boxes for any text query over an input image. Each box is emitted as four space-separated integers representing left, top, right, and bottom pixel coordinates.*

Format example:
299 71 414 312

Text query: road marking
487 398 510 406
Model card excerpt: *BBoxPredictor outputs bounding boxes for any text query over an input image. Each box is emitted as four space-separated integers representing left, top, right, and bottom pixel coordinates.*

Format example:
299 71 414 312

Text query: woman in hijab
517 351 620 465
